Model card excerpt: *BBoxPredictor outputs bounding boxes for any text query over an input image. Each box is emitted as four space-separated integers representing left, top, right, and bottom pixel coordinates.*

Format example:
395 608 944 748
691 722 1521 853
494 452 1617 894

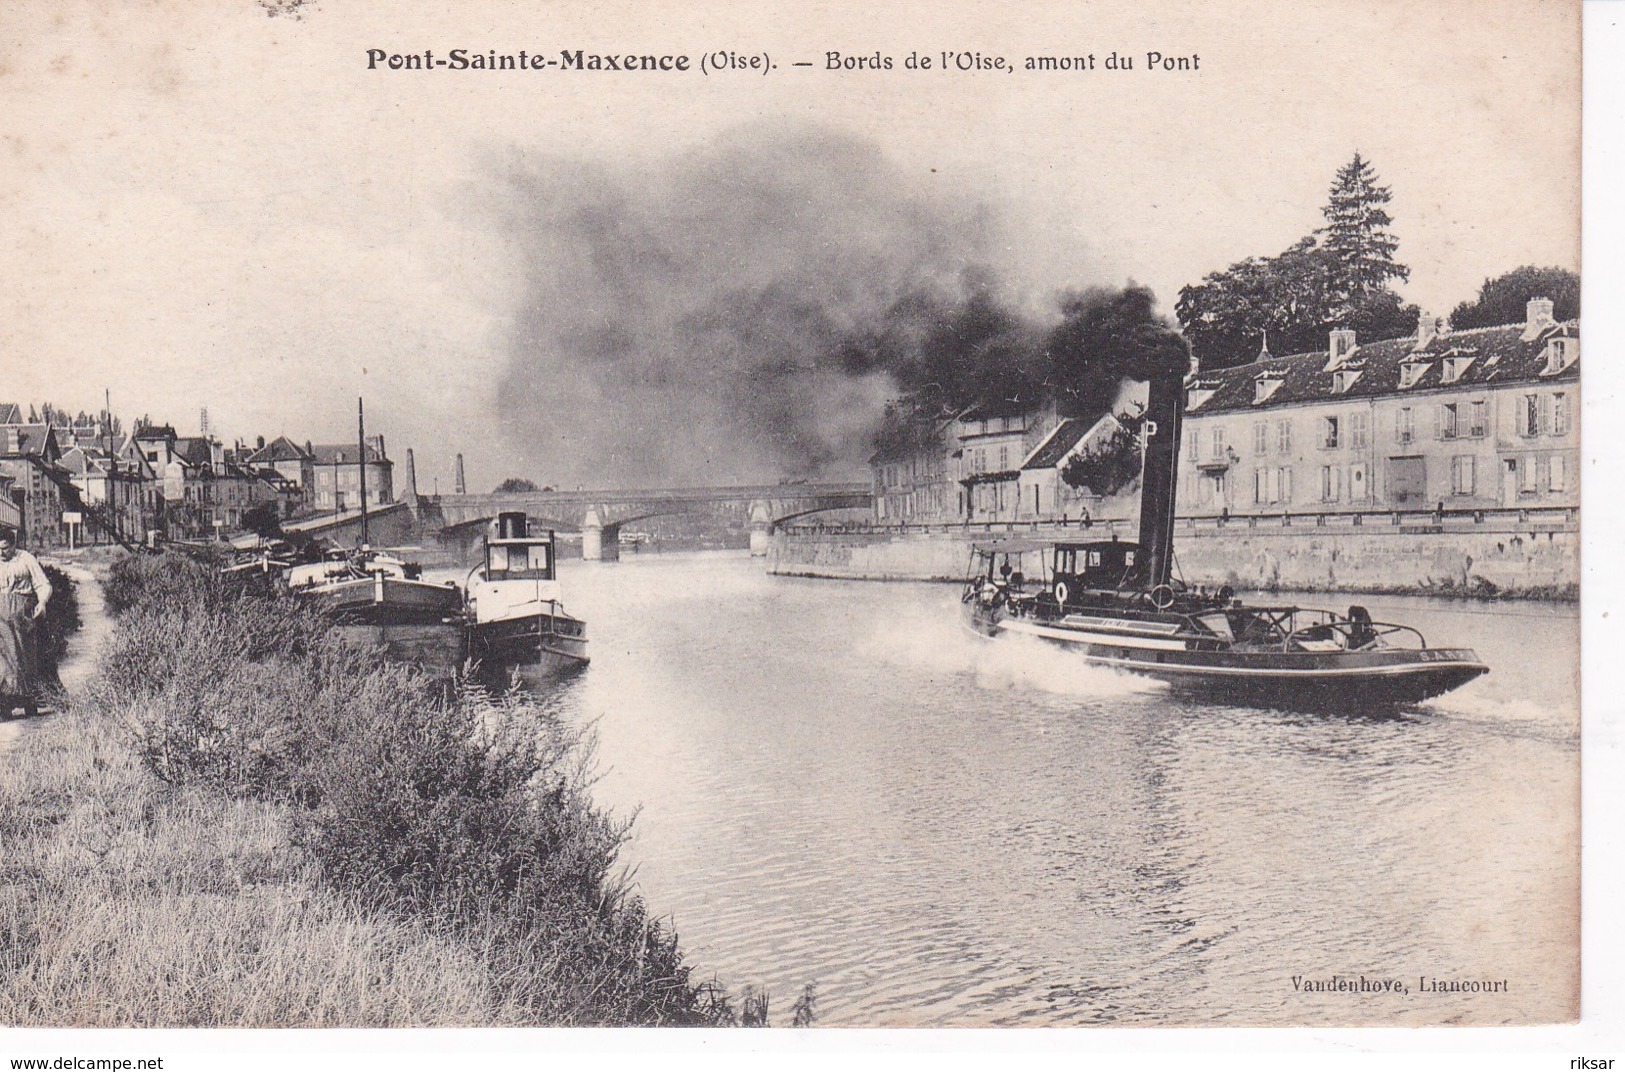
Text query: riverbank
767 517 1579 601
0 551 740 1026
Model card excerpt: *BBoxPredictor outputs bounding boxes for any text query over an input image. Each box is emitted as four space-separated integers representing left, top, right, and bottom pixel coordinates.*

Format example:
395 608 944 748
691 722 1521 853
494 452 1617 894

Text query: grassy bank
1 552 738 1026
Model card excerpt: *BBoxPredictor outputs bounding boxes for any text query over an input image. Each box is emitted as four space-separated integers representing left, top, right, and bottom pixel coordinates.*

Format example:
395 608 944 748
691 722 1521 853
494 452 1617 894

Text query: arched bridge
424 482 872 558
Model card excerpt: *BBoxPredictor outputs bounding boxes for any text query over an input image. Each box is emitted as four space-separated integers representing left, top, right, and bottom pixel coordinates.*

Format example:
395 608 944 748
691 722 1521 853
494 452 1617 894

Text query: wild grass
1 551 742 1026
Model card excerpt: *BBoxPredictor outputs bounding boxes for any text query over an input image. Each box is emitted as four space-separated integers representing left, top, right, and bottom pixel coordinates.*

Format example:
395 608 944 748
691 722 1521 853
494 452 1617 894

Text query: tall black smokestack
1136 368 1185 592
454 453 466 495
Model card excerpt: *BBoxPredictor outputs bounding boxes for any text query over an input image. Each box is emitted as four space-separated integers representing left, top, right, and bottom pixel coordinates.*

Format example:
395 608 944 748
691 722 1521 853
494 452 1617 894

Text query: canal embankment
0 551 740 1027
767 506 1578 599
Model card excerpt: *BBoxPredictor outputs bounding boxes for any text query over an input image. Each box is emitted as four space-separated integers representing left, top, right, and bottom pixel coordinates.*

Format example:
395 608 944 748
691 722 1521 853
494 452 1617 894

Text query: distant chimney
256 435 265 450
199 408 210 438
1327 328 1357 368
368 433 386 461
454 453 467 495
404 448 419 502
1413 313 1439 350
1522 297 1556 340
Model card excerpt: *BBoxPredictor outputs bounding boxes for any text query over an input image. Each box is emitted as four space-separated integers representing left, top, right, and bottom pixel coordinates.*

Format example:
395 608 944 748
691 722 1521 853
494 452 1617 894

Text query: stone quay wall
767 508 1578 597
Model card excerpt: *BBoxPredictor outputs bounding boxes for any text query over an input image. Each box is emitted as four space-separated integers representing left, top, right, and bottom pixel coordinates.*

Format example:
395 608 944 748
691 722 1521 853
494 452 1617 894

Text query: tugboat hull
989 616 1487 708
468 612 589 682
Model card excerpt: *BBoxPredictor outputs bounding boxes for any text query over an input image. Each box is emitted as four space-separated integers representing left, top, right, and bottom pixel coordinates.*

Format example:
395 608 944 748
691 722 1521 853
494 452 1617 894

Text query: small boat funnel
496 511 529 539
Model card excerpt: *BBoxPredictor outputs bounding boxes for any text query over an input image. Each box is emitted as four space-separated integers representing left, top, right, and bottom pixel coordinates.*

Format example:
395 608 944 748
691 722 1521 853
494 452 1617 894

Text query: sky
0 0 1580 491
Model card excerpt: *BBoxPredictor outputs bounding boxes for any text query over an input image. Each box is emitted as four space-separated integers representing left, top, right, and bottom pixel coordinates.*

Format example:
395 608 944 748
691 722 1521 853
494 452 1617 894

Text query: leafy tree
1449 266 1579 330
1176 154 1415 369
1060 414 1145 497
494 477 540 493
1176 238 1337 369
241 502 283 539
1318 152 1408 306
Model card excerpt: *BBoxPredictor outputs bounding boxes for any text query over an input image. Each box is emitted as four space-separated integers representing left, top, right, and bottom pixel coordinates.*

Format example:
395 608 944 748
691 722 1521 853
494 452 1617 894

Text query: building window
997 446 1009 471
1397 406 1414 445
1187 429 1200 462
1254 468 1267 504
1545 338 1572 374
1322 416 1339 449
1553 393 1569 436
1451 456 1475 496
1211 427 1225 460
1399 362 1427 388
1276 420 1292 454
1519 394 1539 438
1520 455 1539 493
1254 421 1268 455
1549 455 1567 493
1279 467 1293 503
1440 403 1459 440
1349 462 1368 501
1349 411 1368 450
1442 357 1472 384
1470 400 1488 438
1320 465 1340 502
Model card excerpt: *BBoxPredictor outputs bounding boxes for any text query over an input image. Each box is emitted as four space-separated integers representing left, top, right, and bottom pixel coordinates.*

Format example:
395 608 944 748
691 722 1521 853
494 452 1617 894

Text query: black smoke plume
476 123 1181 487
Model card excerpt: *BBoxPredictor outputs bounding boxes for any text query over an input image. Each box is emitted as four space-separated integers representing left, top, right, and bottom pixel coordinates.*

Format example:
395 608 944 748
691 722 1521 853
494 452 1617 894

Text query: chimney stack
256 435 265 450
1327 328 1357 368
1522 297 1555 340
404 448 419 502
454 453 467 495
1413 313 1439 350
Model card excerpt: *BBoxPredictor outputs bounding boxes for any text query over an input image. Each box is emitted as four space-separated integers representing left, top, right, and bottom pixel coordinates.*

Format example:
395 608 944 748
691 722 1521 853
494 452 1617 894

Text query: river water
518 551 1578 1027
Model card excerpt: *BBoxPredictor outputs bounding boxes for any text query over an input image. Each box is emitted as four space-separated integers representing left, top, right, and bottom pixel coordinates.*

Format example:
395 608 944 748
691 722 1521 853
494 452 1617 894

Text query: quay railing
781 504 1578 538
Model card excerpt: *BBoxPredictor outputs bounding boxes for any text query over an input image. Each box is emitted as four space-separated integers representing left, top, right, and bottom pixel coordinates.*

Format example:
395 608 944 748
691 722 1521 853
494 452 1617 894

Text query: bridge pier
749 500 773 557
581 507 620 561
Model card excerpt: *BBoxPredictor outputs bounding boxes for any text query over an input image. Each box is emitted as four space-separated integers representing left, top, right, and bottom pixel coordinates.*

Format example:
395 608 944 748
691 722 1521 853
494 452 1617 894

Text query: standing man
0 525 53 719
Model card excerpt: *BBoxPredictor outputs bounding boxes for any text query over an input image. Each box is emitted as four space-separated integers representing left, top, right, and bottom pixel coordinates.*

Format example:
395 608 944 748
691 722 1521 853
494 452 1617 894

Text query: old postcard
0 0 1603 1061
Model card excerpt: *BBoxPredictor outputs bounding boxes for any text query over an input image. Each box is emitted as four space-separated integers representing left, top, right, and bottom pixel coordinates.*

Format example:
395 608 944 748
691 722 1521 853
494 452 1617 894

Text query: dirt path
0 561 109 756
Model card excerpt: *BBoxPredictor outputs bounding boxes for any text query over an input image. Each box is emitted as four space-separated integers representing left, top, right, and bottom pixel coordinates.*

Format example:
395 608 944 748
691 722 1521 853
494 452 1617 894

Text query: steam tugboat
964 355 1488 709
465 512 589 682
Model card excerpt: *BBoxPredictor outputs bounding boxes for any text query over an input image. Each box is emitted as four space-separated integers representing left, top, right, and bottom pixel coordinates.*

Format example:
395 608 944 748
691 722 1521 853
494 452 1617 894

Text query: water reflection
531 552 1577 1026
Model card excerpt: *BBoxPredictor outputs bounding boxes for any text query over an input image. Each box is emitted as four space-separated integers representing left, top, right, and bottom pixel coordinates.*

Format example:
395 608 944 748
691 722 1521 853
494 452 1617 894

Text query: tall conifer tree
1318 153 1409 307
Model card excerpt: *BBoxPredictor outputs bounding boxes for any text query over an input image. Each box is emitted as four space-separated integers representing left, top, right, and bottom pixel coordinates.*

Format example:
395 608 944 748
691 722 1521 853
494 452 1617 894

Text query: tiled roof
1021 418 1089 471
1023 414 1126 471
1186 319 1579 415
245 435 310 464
309 443 387 465
0 424 58 458
173 437 218 467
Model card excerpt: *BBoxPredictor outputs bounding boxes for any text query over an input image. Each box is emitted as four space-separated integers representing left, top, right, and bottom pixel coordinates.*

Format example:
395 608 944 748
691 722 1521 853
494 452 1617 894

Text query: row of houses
870 299 1580 525
0 408 398 547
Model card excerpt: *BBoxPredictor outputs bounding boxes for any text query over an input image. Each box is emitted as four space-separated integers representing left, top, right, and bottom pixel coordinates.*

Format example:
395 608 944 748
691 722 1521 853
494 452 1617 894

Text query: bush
90 549 732 1025
35 564 79 691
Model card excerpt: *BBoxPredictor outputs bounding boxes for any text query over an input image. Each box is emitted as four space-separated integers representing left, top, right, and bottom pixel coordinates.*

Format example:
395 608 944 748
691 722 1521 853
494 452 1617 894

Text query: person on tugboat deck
0 525 53 720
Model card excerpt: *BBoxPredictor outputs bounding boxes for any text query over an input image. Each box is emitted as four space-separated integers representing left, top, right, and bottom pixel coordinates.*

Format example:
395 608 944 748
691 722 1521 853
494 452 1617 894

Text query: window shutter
1538 394 1554 435
1434 405 1443 439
